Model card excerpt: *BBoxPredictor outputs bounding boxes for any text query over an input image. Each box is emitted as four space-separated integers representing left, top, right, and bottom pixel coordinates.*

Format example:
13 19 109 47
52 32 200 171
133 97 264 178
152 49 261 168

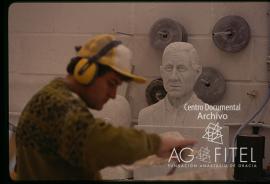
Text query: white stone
91 95 132 128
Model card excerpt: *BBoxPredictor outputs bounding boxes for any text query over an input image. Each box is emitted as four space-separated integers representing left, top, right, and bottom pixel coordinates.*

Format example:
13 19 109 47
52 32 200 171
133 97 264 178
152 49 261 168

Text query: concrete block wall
9 2 270 170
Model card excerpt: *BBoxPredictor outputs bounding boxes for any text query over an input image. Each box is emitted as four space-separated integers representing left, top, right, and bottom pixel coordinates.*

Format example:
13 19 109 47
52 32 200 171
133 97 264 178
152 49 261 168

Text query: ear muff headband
78 40 122 76
73 40 122 85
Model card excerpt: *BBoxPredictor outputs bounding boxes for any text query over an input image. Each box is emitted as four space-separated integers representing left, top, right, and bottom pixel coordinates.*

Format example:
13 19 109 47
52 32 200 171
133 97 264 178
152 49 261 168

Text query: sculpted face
160 45 200 98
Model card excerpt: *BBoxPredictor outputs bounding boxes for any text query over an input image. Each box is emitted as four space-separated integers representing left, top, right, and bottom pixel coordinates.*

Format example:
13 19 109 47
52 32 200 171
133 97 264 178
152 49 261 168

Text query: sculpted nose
169 68 178 80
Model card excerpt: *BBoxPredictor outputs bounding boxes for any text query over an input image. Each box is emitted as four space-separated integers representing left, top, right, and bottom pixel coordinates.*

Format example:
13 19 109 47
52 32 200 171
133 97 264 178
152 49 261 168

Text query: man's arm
82 118 161 170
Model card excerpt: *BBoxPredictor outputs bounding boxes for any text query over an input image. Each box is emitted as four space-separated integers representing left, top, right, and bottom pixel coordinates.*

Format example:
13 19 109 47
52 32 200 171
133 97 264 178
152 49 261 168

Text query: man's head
160 42 202 98
66 34 146 110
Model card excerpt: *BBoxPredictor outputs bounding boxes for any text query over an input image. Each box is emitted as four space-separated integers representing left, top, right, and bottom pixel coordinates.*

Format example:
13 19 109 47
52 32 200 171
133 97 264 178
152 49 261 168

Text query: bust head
160 42 202 99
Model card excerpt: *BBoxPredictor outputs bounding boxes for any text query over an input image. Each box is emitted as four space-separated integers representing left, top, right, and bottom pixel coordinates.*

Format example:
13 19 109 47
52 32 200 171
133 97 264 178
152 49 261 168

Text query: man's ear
160 65 164 79
195 65 202 80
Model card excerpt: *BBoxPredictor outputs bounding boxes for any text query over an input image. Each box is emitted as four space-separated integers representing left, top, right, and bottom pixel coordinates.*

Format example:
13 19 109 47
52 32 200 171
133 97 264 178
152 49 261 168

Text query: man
15 35 195 180
139 42 216 127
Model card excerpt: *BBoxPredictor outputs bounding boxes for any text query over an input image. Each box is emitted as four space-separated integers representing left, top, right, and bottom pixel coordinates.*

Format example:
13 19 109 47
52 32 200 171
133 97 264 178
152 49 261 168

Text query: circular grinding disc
212 15 250 53
145 78 167 105
194 67 226 104
149 18 188 50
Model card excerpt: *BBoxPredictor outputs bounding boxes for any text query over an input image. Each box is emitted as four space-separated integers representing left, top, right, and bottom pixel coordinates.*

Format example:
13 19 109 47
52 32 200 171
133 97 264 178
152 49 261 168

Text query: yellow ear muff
74 58 98 85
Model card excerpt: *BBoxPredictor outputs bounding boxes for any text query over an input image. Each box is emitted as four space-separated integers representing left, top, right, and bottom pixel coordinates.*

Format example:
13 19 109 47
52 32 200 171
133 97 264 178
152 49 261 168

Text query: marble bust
138 42 219 127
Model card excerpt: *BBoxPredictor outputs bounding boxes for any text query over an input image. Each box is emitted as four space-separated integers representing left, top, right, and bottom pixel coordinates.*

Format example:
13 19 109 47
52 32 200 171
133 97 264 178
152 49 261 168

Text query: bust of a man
138 42 213 127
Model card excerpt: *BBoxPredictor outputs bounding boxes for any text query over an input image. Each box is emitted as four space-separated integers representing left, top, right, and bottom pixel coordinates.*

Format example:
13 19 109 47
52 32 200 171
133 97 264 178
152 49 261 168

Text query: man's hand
156 132 196 158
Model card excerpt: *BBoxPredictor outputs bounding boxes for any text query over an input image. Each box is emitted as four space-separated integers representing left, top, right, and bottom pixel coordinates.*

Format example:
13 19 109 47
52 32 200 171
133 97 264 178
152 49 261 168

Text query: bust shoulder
138 99 164 125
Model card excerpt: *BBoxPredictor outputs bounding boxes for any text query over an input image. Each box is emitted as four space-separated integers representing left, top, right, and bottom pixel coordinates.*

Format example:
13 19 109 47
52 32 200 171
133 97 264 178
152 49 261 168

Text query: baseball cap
76 34 146 83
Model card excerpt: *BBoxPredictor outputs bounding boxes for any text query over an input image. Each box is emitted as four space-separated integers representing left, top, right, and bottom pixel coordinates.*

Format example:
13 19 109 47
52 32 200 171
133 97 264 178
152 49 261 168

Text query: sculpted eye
177 65 187 72
164 65 173 72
